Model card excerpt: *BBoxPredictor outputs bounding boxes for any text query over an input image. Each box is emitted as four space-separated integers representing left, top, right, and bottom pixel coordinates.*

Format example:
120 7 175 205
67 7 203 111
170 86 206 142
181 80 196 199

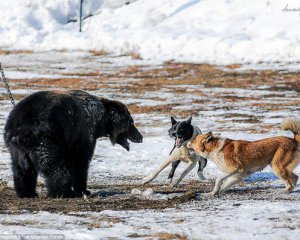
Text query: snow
1 0 300 68
1 201 300 240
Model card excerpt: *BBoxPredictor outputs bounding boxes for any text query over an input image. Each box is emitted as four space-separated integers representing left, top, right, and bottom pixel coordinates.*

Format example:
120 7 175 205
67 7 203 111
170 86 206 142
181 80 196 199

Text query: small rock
142 188 155 196
6 181 14 189
131 188 142 195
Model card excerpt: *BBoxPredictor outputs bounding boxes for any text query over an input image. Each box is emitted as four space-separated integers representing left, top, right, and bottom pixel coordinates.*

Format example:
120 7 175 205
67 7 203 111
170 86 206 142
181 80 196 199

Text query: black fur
4 90 143 198
167 116 207 180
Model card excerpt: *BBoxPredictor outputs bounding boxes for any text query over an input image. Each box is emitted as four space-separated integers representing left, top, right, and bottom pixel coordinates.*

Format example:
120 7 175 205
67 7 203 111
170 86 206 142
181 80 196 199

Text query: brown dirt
89 50 107 56
127 232 188 239
0 180 210 214
1 179 298 215
0 50 33 55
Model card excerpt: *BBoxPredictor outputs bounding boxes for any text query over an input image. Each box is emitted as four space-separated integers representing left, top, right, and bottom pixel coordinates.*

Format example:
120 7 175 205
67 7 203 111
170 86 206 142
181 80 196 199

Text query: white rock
142 188 155 197
6 181 14 189
131 188 142 195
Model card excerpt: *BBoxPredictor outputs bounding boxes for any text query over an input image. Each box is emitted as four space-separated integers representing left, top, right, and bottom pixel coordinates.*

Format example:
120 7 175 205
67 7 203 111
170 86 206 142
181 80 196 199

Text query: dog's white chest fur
178 146 198 163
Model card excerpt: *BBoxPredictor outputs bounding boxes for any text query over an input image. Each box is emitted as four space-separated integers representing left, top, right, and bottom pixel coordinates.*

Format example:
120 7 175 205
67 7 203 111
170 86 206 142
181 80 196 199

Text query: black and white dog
142 116 207 187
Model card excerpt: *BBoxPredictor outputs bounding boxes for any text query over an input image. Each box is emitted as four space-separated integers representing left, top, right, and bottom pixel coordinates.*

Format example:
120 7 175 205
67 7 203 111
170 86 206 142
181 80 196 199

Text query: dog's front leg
197 157 207 180
168 160 181 184
218 172 248 194
170 161 197 188
211 172 236 196
142 150 180 185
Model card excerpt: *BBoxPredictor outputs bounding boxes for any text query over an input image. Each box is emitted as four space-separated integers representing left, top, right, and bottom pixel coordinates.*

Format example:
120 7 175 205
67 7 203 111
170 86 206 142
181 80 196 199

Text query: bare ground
0 179 299 215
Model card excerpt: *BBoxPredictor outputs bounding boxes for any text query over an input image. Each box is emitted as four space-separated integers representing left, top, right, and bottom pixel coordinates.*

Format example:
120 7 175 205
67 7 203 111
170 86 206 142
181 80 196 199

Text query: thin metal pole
79 0 83 32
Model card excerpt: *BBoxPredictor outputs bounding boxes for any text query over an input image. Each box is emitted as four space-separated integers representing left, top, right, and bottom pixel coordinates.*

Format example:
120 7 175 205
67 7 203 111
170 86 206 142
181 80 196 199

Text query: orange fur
188 118 300 194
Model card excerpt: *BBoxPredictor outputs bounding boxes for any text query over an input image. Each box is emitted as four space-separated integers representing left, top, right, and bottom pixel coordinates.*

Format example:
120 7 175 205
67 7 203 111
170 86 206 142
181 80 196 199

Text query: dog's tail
281 118 300 141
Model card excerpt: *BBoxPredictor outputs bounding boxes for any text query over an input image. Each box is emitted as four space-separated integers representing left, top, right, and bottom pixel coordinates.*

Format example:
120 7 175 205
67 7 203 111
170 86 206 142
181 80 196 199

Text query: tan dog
187 118 300 195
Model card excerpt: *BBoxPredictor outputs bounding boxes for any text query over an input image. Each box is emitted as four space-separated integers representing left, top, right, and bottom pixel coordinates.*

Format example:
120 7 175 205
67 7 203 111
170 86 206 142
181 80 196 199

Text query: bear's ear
186 116 192 124
171 116 177 126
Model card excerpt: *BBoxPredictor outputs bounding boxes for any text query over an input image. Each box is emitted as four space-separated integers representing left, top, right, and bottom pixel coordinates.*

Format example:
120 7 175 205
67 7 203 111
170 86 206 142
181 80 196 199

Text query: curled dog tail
282 118 300 140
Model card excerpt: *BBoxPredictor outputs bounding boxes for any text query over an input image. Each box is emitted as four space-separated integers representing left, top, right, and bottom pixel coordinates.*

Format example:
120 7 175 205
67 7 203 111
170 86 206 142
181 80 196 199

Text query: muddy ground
1 179 299 215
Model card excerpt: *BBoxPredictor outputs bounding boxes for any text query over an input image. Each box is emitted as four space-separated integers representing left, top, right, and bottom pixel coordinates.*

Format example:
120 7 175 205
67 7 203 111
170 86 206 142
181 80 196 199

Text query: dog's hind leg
170 161 197 188
272 165 294 192
287 156 299 187
197 157 207 180
168 160 181 183
272 149 296 192
218 172 249 194
290 173 299 187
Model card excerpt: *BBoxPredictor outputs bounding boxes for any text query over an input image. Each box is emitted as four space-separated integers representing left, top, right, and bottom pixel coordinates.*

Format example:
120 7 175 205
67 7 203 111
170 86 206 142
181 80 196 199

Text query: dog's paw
197 172 206 181
165 178 174 186
198 176 207 181
209 190 219 196
169 183 178 188
198 192 213 199
278 189 292 194
142 176 153 185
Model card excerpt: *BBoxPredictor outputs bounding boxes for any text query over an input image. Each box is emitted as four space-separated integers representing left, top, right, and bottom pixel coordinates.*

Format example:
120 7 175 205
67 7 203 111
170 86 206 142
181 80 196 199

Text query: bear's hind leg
43 163 75 198
73 159 90 196
11 149 38 198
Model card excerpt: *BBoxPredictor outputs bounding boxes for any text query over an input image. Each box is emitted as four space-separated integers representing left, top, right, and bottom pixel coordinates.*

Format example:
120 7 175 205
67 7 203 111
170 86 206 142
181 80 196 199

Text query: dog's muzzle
187 141 192 149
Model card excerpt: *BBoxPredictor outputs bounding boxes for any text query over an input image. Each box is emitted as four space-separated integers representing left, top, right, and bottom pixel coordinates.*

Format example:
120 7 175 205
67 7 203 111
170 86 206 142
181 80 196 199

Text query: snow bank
1 0 300 65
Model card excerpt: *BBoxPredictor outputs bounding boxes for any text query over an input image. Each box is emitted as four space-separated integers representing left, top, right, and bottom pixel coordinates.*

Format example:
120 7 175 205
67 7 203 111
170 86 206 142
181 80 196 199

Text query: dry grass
0 181 202 214
128 232 188 239
0 49 33 55
90 50 107 56
9 62 300 93
153 233 188 240
12 78 110 91
225 64 242 69
0 93 27 101
5 60 300 132
128 104 179 114
0 220 38 226
0 181 6 191
123 51 143 60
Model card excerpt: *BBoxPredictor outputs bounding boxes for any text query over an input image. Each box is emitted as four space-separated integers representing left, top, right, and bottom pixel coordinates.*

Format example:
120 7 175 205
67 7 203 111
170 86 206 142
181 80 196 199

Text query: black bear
4 90 143 198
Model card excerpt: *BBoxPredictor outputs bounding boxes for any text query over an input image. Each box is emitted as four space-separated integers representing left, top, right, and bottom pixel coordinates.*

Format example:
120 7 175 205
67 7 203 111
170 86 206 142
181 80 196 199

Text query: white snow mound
1 0 300 64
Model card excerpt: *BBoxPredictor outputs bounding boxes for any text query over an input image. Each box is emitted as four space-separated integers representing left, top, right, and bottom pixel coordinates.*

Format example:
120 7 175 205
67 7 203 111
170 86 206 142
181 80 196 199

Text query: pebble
131 188 142 195
142 188 155 196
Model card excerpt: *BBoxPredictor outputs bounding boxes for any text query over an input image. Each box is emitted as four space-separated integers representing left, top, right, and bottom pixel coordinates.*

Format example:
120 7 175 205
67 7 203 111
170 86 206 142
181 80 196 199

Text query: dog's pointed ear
205 132 213 143
186 116 192 124
171 116 177 125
